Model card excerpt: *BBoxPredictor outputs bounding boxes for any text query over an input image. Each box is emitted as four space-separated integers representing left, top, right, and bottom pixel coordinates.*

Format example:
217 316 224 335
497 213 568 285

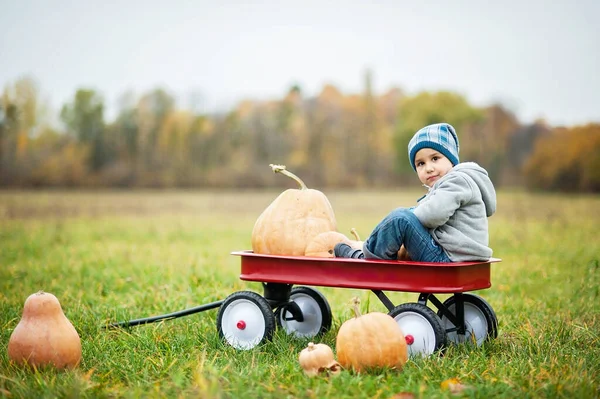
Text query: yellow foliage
524 124 600 192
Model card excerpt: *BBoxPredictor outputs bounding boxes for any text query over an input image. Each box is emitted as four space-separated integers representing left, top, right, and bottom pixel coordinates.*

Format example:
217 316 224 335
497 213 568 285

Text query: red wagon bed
233 250 500 294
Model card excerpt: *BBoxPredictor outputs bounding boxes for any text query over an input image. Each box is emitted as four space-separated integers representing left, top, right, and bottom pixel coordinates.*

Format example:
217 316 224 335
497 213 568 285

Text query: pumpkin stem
307 342 315 351
269 164 307 190
351 297 362 318
350 228 361 241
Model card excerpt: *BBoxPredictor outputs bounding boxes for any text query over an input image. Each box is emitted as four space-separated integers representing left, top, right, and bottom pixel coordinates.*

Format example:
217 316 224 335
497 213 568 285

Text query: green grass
1 189 599 398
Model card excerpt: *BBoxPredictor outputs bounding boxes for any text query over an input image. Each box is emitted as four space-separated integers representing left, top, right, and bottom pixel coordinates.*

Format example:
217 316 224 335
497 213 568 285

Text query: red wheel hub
405 334 414 345
236 320 246 330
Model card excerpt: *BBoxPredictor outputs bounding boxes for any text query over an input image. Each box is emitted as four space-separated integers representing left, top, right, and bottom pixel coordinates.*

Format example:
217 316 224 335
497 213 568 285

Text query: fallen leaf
82 368 96 381
441 377 470 394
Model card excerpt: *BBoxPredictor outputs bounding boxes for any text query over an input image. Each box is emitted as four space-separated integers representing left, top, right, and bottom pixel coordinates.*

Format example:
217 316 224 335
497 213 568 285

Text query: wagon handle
104 299 224 329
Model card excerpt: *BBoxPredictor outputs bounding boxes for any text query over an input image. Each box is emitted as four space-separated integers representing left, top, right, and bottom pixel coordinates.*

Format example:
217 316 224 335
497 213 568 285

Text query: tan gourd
298 342 341 376
304 231 352 258
336 298 408 373
252 164 337 256
8 291 82 369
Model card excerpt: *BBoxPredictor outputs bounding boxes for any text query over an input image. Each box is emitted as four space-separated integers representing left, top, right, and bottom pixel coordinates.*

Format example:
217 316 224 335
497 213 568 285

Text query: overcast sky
1 0 598 126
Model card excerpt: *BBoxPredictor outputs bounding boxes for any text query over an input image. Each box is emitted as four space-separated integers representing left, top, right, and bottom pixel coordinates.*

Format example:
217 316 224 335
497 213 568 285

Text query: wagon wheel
216 291 276 350
437 293 498 346
275 286 332 338
389 303 447 357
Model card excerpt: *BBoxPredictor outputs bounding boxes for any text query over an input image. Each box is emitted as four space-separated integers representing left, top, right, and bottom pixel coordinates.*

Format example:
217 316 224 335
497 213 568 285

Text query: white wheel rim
221 299 267 350
442 303 488 346
280 293 323 338
394 311 437 357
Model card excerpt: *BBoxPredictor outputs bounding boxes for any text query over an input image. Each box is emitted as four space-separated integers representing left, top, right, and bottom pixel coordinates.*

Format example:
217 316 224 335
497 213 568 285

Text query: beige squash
336 298 407 373
7 291 82 369
298 342 341 376
252 164 337 256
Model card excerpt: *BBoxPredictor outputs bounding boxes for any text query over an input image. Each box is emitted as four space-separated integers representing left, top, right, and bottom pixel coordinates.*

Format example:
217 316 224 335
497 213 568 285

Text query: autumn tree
524 124 600 192
0 77 44 184
0 101 19 184
60 89 108 171
29 126 89 187
505 122 551 186
136 88 175 183
466 104 520 183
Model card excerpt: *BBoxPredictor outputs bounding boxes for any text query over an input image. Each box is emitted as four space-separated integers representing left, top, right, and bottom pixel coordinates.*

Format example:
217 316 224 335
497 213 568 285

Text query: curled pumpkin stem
350 228 361 241
269 164 307 190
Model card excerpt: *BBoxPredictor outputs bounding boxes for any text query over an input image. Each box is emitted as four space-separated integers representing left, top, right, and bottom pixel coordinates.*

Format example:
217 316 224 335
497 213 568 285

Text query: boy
335 123 496 262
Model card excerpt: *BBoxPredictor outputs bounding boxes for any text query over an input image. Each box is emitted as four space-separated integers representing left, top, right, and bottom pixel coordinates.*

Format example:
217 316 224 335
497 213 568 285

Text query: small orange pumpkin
252 164 337 256
336 298 407 372
8 291 82 369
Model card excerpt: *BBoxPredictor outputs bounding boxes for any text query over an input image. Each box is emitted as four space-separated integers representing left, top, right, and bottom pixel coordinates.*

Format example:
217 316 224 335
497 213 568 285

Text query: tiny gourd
336 298 408 373
7 291 82 369
304 231 352 258
252 164 337 256
298 342 341 377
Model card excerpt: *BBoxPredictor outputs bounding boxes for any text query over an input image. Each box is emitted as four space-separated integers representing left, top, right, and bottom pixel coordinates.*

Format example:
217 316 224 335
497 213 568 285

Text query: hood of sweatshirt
450 162 497 217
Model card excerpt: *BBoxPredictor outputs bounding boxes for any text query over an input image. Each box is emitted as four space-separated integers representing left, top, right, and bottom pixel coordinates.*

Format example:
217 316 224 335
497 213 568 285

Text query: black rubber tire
437 293 498 345
275 286 332 338
388 302 447 357
216 291 276 350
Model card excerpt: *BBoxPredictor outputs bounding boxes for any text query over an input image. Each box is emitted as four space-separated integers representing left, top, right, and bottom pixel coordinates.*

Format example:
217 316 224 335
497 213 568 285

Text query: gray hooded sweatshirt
413 162 496 261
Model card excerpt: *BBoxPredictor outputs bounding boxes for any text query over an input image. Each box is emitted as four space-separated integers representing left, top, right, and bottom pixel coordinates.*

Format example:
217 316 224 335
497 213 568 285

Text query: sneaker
334 243 364 259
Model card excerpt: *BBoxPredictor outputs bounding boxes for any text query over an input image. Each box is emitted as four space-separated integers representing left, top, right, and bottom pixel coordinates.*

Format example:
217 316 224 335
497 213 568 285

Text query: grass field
1 189 599 398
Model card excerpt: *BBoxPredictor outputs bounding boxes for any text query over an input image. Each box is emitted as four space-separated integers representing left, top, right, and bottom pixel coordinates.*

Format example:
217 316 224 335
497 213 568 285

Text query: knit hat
408 123 460 171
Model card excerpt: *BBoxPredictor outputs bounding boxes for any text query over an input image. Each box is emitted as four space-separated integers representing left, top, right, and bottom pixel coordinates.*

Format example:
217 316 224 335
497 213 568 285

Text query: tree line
1 73 598 192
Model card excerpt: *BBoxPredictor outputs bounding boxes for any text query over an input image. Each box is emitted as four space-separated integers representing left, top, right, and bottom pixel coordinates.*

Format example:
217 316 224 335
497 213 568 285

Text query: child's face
414 148 454 187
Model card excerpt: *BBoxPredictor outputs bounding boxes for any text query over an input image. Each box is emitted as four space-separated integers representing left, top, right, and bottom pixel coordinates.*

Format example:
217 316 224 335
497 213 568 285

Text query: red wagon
110 251 500 357
216 251 501 357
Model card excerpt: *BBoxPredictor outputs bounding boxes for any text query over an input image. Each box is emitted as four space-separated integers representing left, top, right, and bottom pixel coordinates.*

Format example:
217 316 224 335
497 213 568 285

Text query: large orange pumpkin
336 298 408 372
252 164 337 256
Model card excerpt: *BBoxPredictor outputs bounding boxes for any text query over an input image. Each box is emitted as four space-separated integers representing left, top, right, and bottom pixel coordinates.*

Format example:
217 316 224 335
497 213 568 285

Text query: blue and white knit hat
408 123 460 171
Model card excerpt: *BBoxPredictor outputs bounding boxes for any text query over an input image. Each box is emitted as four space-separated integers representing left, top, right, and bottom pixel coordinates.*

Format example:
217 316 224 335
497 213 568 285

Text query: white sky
1 0 598 126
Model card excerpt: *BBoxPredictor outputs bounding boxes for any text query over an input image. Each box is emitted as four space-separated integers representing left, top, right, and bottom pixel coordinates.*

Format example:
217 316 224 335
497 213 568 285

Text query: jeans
363 208 452 262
